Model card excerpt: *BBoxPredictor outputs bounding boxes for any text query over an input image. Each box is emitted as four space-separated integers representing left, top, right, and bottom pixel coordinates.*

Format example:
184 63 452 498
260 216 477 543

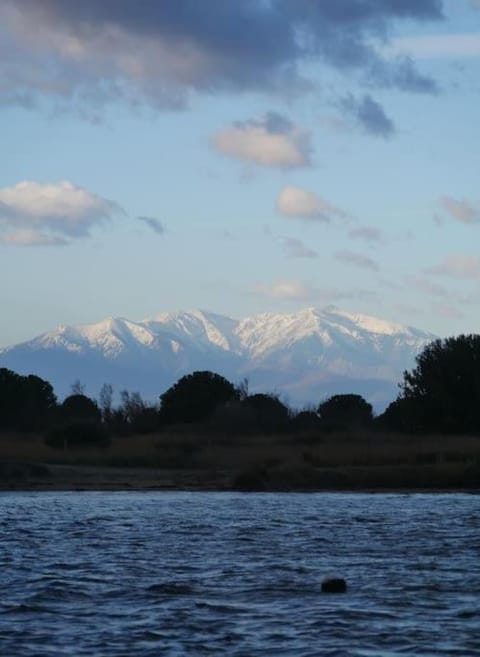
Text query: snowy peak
234 306 433 359
144 310 238 352
321 306 422 338
0 306 436 409
15 306 432 359
235 307 334 357
31 317 157 357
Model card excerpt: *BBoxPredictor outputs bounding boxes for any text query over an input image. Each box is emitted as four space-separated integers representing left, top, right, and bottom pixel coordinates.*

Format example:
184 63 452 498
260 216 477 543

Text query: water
0 492 479 656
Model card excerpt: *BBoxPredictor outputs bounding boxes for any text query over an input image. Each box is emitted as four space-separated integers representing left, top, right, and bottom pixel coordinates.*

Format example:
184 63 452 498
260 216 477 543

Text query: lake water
0 492 479 656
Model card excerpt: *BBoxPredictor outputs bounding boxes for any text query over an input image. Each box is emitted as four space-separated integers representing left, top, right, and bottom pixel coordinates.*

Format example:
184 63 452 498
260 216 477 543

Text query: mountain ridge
0 306 436 410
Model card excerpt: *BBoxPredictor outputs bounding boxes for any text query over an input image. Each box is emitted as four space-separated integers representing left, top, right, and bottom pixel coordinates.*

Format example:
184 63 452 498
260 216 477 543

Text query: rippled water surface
0 492 479 656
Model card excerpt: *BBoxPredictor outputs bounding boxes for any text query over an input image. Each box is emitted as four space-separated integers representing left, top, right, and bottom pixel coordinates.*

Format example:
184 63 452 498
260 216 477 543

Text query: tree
318 394 373 430
99 383 114 421
71 379 86 395
0 368 57 431
289 410 322 433
376 397 421 434
242 393 290 433
60 394 101 423
21 374 58 430
159 371 239 425
393 334 480 433
117 390 159 434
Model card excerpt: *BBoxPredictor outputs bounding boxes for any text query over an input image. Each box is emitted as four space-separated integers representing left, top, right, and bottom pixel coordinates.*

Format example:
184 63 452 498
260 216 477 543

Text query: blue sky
1 0 479 347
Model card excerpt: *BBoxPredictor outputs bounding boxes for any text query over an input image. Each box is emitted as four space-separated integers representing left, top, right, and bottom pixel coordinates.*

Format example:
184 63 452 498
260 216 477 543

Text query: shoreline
2 429 479 494
0 462 478 494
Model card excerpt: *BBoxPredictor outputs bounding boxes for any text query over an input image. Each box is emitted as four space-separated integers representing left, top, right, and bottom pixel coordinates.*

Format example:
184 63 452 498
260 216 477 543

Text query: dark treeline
1 334 480 448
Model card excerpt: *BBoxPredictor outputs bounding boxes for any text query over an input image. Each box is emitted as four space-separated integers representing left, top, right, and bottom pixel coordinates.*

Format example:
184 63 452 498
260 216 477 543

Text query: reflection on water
0 492 479 656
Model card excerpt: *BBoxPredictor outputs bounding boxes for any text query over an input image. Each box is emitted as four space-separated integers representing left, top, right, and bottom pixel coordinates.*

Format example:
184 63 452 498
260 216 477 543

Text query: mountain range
0 306 436 411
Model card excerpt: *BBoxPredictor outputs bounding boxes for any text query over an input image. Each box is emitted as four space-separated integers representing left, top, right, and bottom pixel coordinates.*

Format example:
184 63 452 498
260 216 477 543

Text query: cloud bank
0 0 442 110
0 180 121 245
388 33 480 59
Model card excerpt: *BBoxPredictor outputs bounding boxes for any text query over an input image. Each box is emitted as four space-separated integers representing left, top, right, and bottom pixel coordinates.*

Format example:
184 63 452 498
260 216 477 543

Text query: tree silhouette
393 334 480 433
242 393 290 433
99 383 114 421
60 394 101 423
71 379 86 395
0 368 57 431
159 371 239 425
117 390 159 434
318 393 373 430
289 410 322 433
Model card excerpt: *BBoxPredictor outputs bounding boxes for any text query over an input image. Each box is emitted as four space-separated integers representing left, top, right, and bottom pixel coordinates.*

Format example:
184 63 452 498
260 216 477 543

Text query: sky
1 0 479 348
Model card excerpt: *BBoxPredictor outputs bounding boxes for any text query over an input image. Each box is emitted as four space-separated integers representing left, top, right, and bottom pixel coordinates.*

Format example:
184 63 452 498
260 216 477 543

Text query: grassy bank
1 430 480 491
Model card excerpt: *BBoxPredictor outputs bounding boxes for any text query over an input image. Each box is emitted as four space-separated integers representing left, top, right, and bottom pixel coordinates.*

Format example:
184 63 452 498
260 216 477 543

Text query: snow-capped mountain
0 307 436 410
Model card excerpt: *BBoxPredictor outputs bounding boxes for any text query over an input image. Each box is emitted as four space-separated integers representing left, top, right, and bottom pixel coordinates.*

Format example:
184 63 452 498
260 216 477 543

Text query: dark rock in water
321 577 347 593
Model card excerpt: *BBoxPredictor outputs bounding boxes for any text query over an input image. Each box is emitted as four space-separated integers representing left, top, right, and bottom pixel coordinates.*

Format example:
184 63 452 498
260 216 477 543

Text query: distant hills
0 306 436 410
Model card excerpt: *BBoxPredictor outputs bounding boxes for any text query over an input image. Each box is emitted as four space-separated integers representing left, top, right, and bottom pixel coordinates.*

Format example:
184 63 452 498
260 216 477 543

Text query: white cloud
254 280 378 303
255 280 315 301
386 33 480 59
212 114 312 169
0 180 122 245
277 186 344 221
0 229 67 246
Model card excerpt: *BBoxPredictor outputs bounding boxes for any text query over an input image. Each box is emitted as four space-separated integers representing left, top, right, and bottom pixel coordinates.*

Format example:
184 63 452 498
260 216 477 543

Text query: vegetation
1 334 480 489
379 334 480 434
0 368 57 432
159 370 239 425
1 428 478 491
318 394 373 431
45 421 111 449
60 394 101 423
